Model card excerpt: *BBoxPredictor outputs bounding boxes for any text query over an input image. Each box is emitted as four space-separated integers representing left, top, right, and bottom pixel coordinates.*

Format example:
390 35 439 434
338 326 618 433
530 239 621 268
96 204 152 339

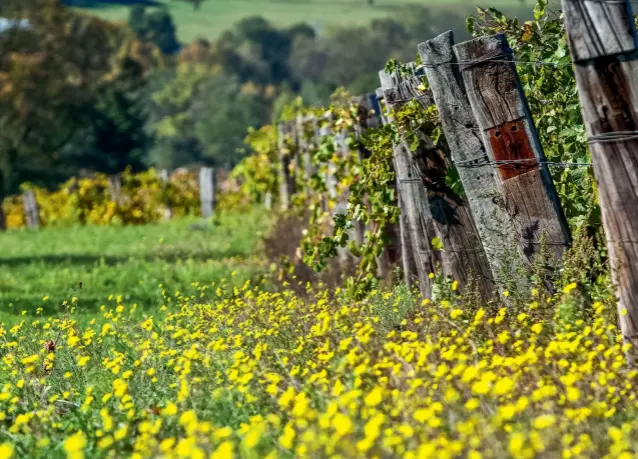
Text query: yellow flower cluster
3 168 200 229
0 281 635 458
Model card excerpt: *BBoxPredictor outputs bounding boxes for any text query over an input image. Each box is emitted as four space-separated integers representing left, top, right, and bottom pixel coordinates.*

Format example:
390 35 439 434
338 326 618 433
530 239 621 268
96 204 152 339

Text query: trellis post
380 69 440 297
562 0 638 355
453 34 571 283
420 31 528 290
199 167 216 219
22 190 39 229
382 69 494 299
160 169 172 220
277 122 297 211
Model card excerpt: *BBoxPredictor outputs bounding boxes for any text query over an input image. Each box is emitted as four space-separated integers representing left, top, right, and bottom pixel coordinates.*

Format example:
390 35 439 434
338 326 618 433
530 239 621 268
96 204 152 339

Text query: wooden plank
277 121 297 211
384 72 494 300
563 0 638 354
454 34 571 271
420 31 524 291
22 190 39 229
199 167 216 218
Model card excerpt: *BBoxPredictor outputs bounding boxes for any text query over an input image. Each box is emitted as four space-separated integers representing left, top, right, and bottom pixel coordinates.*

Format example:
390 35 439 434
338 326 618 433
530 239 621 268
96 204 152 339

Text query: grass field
0 209 270 321
79 0 537 43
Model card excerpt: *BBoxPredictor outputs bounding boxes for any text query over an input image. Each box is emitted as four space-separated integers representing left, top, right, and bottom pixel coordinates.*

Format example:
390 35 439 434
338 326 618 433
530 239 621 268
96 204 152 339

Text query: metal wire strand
588 131 638 144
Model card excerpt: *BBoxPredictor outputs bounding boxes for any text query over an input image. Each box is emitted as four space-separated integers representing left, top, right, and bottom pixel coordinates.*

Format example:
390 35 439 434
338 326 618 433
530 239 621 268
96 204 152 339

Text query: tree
0 1 160 207
146 65 270 169
128 6 180 55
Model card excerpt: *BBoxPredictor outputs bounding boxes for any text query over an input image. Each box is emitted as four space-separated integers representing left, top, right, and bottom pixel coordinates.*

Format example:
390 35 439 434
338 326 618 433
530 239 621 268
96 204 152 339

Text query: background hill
65 0 536 42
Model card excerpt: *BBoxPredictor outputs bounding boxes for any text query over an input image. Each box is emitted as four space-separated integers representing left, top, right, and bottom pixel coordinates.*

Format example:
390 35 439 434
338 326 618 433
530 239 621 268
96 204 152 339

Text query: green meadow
0 210 270 321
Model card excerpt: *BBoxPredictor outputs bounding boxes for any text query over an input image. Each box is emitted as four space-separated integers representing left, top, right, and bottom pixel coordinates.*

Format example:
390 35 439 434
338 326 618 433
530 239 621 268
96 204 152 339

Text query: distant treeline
0 0 530 206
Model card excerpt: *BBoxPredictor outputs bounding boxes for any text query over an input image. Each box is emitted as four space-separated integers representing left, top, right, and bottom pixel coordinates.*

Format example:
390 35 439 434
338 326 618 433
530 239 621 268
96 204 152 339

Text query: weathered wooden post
277 121 297 211
160 169 172 220
199 167 216 219
420 31 527 289
383 70 494 299
107 174 122 204
22 190 39 229
562 0 638 354
264 192 273 210
380 69 440 296
454 34 571 277
379 71 419 289
371 88 402 278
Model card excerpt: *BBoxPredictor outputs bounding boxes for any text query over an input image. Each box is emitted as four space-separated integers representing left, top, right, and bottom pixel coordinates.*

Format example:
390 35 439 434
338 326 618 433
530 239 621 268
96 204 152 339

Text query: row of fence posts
18 167 218 229
273 0 638 345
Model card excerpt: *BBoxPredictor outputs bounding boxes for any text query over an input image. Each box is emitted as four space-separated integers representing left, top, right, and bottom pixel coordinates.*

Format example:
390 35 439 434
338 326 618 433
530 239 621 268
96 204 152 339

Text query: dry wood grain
420 31 524 291
563 0 638 355
454 34 570 271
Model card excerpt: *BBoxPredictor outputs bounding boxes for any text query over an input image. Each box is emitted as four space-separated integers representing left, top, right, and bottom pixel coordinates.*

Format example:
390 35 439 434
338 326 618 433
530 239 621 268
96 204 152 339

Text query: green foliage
147 66 270 169
235 0 611 298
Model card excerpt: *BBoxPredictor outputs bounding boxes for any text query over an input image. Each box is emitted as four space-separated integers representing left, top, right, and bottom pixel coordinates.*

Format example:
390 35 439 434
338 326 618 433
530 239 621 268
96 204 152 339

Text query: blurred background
0 0 536 200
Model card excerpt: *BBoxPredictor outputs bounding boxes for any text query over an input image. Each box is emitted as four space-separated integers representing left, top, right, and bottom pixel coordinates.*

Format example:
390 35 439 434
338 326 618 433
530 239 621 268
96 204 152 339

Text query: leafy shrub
2 168 203 229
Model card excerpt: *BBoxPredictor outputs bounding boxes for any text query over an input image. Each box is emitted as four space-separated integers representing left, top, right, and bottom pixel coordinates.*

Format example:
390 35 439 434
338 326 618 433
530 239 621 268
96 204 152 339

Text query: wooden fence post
382 70 494 300
562 0 638 353
199 167 216 219
264 192 273 210
277 121 297 211
380 69 440 297
107 174 122 204
296 114 315 185
379 70 419 289
420 31 527 290
453 34 571 278
160 169 172 220
370 89 403 280
22 190 39 229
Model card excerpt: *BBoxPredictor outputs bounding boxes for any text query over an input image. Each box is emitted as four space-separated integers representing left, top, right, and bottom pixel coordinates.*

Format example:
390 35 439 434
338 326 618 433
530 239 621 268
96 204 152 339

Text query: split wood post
380 69 439 297
107 174 122 204
454 34 571 282
379 70 418 288
277 121 297 211
562 0 638 354
383 71 494 300
199 167 216 219
420 31 524 291
160 169 172 220
22 190 39 229
373 88 402 279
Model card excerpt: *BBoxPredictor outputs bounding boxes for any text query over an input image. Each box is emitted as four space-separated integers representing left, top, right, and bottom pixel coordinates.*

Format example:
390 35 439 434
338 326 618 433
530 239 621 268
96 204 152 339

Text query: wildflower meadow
3 1 638 459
